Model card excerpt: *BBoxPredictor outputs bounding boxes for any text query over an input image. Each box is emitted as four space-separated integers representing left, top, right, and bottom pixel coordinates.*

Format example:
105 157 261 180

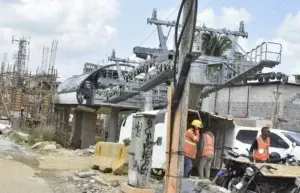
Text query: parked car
228 126 300 161
0 117 12 134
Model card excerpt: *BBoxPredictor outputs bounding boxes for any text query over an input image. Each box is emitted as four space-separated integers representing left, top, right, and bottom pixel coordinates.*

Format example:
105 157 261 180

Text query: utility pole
272 90 282 129
165 0 197 193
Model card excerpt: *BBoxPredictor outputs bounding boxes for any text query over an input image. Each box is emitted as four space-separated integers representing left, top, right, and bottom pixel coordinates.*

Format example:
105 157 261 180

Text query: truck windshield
282 131 300 146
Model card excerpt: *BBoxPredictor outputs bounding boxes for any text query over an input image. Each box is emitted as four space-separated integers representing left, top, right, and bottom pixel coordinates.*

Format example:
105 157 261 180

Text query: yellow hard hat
191 119 202 128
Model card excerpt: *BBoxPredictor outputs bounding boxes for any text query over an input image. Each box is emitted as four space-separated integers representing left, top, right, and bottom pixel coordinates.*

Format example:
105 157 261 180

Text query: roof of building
229 80 300 88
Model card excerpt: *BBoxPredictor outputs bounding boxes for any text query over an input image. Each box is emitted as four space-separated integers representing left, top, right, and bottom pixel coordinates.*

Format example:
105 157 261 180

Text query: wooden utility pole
165 0 196 193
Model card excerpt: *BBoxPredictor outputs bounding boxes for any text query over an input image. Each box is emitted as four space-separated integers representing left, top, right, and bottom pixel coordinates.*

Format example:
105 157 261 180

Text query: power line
138 0 288 49
248 0 289 25
138 7 179 46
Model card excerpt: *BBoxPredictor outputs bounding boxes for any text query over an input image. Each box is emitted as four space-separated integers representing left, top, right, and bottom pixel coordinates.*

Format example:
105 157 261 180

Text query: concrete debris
74 146 95 157
99 166 112 173
90 165 99 170
31 141 60 150
193 179 230 193
112 159 128 175
111 180 120 187
42 144 57 151
76 170 96 178
91 176 109 186
69 169 122 193
72 176 83 181
87 146 95 154
31 142 44 149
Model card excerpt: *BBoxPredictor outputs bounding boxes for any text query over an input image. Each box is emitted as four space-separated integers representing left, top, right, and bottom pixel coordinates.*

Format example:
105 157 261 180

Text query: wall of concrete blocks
201 83 300 132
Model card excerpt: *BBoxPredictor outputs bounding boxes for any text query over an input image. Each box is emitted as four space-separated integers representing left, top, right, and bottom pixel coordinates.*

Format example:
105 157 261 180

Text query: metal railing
245 42 282 64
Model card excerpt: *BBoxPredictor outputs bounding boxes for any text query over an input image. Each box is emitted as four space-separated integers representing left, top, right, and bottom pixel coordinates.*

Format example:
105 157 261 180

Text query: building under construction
0 36 58 126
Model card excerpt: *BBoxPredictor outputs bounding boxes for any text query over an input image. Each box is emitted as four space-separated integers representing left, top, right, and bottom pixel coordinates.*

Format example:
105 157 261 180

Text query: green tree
201 32 232 56
201 32 232 78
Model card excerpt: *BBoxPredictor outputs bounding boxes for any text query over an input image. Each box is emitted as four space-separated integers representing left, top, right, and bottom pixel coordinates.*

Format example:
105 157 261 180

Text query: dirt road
0 137 80 193
0 135 163 193
0 158 53 193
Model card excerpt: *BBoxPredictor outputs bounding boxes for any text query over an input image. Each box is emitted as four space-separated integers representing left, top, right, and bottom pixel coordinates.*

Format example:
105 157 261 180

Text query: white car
0 118 12 134
229 126 300 160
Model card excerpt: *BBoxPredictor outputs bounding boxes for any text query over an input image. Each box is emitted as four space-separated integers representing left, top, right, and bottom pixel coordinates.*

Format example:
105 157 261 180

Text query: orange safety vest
20 105 25 110
201 133 215 157
253 136 270 161
184 128 199 159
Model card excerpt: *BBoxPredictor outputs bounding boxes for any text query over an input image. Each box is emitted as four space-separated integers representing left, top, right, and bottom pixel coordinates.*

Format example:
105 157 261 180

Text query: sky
0 0 299 81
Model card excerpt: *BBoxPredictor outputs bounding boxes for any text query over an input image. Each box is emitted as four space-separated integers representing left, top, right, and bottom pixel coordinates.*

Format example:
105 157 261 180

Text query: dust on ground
0 135 80 193
0 134 163 193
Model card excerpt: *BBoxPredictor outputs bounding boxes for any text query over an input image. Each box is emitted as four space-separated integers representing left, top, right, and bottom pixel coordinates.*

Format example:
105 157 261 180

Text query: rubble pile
31 141 61 152
68 169 123 193
194 179 231 193
73 146 95 157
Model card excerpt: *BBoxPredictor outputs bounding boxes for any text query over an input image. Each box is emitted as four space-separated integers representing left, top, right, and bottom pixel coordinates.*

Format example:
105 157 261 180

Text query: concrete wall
201 83 300 132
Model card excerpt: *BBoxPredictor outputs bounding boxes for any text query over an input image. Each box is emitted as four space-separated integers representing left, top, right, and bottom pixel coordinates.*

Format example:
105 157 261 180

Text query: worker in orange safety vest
20 105 25 117
183 119 202 178
250 126 271 162
198 129 215 179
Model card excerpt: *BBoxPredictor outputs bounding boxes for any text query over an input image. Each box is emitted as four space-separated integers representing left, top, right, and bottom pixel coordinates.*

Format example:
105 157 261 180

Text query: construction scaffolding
0 37 59 127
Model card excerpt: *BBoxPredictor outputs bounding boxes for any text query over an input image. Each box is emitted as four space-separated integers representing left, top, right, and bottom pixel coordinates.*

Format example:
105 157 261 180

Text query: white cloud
0 0 120 80
255 11 300 76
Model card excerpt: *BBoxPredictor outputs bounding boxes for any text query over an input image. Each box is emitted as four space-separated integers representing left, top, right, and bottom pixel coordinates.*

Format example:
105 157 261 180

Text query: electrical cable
167 0 197 179
173 0 185 85
189 0 198 54
173 0 194 86
139 7 179 47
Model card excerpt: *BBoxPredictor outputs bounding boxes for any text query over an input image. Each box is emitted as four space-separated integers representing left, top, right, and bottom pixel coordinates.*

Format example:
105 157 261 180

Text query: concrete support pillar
144 90 153 111
71 111 83 149
108 108 119 142
188 84 204 109
126 113 156 191
81 112 97 149
63 107 70 131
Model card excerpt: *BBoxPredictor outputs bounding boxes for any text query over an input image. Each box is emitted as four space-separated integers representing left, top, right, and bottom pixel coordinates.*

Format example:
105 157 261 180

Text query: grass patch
8 132 24 144
10 124 56 145
27 125 55 145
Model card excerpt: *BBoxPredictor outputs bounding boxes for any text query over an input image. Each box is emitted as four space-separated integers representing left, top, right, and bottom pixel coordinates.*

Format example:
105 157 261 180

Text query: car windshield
282 131 300 146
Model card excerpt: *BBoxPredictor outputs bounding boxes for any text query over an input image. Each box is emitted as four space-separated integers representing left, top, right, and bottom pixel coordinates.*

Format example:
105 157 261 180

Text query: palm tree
200 32 232 79
201 32 232 56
